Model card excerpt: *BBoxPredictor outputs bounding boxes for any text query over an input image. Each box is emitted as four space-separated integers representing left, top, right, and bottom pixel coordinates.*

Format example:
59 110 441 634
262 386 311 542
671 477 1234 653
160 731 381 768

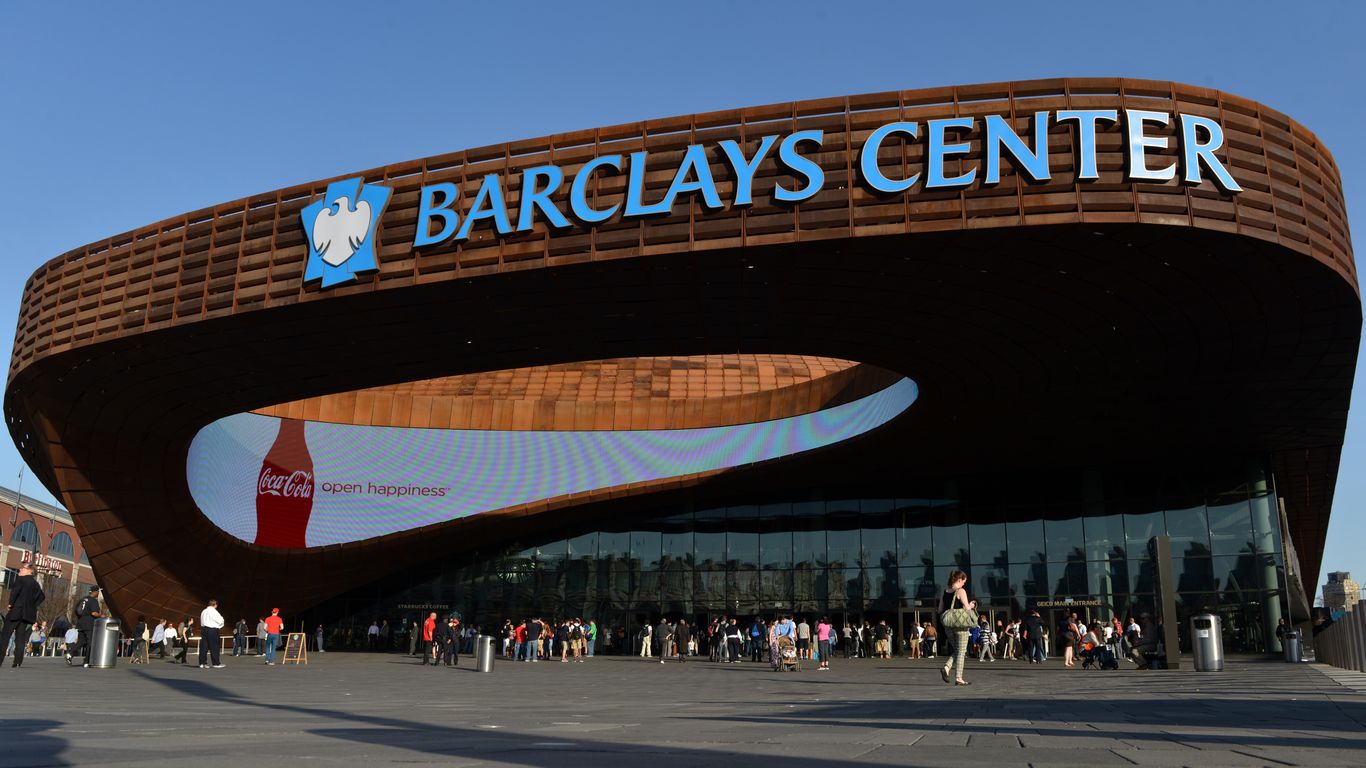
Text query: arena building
6 78 1358 653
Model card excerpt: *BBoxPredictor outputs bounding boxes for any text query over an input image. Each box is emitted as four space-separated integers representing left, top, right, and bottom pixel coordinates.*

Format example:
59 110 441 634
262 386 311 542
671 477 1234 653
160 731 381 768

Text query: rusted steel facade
5 78 1358 624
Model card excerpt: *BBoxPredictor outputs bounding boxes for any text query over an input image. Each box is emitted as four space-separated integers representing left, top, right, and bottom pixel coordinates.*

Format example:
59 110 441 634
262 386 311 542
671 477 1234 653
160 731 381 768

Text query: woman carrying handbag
939 570 978 686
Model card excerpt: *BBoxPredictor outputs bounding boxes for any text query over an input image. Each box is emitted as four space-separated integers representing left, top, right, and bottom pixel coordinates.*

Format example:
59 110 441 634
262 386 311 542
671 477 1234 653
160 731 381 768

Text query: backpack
571 625 583 640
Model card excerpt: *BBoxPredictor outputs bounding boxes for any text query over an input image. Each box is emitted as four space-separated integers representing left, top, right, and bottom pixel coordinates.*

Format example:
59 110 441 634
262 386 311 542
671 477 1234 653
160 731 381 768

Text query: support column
1155 535 1180 669
1251 490 1283 651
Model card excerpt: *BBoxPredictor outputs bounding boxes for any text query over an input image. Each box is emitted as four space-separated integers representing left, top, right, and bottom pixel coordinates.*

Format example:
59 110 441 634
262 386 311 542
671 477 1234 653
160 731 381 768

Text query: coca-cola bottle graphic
254 419 314 548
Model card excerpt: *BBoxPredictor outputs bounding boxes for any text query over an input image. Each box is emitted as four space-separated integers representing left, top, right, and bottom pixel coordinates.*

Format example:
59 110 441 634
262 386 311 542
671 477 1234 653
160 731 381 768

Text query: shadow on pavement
0 719 70 767
682 698 1366 751
128 670 863 765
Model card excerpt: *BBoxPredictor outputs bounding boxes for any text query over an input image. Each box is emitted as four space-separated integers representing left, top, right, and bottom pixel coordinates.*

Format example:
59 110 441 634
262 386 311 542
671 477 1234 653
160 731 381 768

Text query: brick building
1 484 97 625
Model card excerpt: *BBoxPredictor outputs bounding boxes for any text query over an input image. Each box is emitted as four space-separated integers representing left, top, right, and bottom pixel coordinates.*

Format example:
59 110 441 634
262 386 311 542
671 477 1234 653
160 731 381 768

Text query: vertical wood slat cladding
9 79 1354 380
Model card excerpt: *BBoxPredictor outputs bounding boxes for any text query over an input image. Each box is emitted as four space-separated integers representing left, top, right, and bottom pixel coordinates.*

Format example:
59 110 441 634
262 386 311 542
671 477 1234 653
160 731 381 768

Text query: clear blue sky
2 2 1362 595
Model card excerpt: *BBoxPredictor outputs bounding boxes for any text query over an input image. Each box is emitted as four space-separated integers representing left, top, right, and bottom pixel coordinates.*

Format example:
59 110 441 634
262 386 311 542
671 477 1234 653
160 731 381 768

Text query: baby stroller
776 635 800 671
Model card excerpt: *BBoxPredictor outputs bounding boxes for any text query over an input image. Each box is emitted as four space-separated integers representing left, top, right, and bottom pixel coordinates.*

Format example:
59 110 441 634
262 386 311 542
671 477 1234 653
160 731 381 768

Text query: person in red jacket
421 612 437 665
262 608 285 665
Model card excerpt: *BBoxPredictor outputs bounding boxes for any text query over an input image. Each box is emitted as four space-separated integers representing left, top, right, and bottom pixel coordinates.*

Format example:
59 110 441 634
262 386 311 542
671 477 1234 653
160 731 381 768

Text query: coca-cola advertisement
186 378 917 549
254 420 314 548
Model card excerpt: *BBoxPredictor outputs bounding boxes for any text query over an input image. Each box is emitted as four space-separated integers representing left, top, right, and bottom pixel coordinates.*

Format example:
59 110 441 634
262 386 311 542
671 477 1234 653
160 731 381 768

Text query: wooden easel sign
283 632 308 665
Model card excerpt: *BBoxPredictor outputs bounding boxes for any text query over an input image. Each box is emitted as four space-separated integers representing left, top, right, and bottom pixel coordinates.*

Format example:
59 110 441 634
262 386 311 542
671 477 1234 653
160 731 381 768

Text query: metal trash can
1283 629 1302 663
1190 613 1224 672
474 634 495 672
89 617 121 669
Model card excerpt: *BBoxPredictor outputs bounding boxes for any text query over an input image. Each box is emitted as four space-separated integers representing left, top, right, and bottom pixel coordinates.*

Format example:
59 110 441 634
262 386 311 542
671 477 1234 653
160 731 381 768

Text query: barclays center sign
302 109 1243 288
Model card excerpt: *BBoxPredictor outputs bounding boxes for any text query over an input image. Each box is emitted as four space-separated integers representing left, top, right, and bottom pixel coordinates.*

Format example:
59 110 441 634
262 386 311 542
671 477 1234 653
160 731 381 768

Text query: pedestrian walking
939 569 977 686
639 623 652 658
725 619 743 663
655 618 671 662
69 586 103 667
767 619 780 670
198 599 226 668
232 618 248 656
129 617 148 664
151 619 166 658
421 612 437 665
163 621 180 663
0 562 44 668
673 619 690 663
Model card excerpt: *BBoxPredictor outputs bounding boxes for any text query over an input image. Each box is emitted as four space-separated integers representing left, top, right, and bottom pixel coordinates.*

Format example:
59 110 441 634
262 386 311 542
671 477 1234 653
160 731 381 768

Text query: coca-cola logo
257 467 314 498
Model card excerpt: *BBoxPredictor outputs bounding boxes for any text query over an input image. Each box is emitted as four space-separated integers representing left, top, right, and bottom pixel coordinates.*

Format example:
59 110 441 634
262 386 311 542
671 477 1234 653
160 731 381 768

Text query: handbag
941 607 979 631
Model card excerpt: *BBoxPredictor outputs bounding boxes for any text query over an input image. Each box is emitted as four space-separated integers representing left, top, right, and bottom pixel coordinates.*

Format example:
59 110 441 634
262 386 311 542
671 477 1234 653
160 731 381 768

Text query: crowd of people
4 557 1169 679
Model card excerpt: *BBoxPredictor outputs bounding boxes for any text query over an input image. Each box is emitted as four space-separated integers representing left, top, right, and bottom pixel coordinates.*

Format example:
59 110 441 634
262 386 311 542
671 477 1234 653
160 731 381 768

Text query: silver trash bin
89 617 121 669
1283 629 1302 662
475 634 495 672
1190 613 1223 672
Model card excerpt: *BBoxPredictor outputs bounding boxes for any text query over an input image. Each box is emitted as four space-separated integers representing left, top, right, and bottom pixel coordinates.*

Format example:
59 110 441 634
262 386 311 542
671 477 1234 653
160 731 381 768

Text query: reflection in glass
969 523 1007 565
899 525 933 569
1084 515 1126 561
632 531 662 571
1166 506 1211 556
934 524 969 568
1006 520 1046 564
1125 512 1164 559
566 533 596 561
1250 495 1279 555
762 530 793 570
727 530 760 571
1010 563 1050 597
1048 560 1087 597
597 532 630 564
1088 560 1127 600
1045 517 1085 562
862 527 897 571
662 530 694 568
973 564 1010 604
827 528 861 568
792 527 826 569
1208 500 1252 556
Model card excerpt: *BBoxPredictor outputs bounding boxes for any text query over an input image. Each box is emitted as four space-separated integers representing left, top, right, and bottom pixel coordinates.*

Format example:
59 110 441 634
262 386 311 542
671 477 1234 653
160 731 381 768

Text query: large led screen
187 377 917 548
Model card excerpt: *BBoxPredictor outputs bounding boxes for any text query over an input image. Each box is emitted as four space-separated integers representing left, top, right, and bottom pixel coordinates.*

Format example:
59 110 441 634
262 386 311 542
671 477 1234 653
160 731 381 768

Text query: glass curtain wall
311 459 1287 653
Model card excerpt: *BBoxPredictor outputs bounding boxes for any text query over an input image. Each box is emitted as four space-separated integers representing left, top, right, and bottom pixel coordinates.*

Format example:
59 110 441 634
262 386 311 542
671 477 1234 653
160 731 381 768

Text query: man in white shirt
151 620 167 658
163 622 179 663
367 621 380 651
199 599 226 668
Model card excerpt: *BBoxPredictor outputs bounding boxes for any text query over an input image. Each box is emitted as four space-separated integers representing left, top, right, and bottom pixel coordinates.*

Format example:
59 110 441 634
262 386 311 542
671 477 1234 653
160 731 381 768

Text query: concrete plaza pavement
2 650 1365 767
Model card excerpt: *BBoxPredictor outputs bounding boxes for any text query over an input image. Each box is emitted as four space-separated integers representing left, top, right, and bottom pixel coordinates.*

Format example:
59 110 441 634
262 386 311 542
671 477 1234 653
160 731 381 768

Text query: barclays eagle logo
301 177 391 289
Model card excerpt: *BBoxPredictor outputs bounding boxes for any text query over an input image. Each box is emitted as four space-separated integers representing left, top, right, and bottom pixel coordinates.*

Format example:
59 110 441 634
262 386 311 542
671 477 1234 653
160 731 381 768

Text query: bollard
475 634 495 672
